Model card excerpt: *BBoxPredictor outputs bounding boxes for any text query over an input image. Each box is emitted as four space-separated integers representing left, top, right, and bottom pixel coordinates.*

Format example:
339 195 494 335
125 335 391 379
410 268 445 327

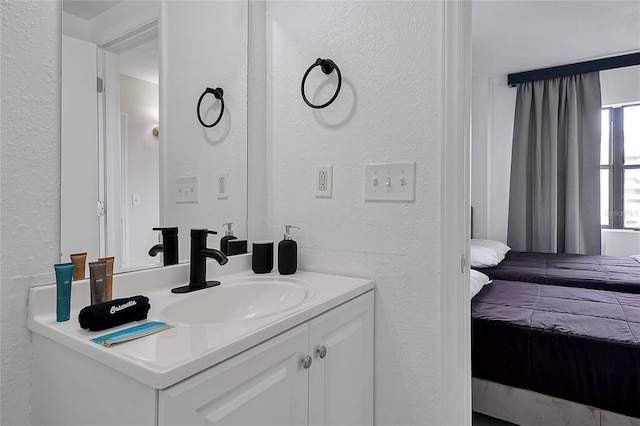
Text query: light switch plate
364 162 416 201
217 172 229 199
175 176 199 203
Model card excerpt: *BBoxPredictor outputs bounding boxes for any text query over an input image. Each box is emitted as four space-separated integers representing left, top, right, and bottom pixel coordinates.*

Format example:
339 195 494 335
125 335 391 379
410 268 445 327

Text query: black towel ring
301 58 342 109
197 87 224 127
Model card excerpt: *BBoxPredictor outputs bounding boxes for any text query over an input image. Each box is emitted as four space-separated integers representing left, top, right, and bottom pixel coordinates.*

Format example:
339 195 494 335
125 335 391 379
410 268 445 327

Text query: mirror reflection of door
61 1 160 273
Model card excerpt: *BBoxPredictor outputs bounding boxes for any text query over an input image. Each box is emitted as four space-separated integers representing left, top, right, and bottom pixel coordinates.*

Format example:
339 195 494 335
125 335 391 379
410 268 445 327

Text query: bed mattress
475 251 640 294
472 280 640 418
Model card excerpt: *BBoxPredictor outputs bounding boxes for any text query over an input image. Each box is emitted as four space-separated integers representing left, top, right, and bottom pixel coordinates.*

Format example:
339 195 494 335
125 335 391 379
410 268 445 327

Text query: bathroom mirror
61 1 248 274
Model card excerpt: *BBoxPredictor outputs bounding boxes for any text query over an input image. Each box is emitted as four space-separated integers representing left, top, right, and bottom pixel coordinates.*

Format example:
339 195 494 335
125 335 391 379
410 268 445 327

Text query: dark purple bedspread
472 280 640 418
476 251 640 294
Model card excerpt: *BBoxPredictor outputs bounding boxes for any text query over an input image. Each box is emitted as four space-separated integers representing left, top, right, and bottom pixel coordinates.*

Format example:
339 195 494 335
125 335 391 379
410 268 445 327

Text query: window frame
601 107 613 228
602 103 640 229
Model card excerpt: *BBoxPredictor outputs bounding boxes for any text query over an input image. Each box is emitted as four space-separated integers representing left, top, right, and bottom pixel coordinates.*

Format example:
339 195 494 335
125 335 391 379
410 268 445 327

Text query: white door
61 35 100 263
100 49 123 267
159 325 309 426
308 292 374 426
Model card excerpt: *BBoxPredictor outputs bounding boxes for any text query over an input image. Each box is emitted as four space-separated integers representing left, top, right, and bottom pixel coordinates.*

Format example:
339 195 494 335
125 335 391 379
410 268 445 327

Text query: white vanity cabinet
29 267 374 426
308 290 374 426
159 291 374 425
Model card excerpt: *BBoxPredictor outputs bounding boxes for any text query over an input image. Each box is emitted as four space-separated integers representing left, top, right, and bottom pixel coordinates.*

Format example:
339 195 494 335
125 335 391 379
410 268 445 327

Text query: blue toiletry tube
54 262 75 322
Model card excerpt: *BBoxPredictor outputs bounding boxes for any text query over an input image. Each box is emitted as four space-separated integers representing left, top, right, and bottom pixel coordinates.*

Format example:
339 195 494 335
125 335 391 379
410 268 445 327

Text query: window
601 103 640 228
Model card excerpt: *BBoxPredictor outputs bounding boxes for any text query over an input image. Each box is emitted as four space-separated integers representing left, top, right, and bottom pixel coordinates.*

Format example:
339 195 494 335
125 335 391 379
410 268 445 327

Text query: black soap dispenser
220 223 238 255
278 225 300 275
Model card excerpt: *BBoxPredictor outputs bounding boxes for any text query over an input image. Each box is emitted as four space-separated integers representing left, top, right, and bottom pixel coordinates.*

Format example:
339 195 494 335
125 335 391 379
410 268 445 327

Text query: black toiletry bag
78 295 150 331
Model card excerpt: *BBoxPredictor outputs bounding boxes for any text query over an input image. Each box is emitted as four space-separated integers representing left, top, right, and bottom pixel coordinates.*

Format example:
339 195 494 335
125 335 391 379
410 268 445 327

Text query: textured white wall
1 1 61 424
265 2 444 423
2 2 453 424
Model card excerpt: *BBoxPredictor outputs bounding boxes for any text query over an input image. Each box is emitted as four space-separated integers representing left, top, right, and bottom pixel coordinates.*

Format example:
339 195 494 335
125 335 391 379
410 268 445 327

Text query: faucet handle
190 228 218 237
152 227 178 235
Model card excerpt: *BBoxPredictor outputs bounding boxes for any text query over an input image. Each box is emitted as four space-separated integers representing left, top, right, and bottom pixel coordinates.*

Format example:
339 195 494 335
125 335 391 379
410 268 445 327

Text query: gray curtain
507 72 602 254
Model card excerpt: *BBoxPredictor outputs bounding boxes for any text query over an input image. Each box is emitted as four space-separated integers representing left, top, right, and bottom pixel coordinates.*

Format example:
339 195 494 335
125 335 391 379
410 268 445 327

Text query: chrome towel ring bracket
301 58 342 109
197 87 224 127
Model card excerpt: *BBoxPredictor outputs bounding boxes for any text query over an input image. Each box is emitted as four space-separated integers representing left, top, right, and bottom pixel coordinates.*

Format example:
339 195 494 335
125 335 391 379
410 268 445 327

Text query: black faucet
171 228 228 293
149 227 179 266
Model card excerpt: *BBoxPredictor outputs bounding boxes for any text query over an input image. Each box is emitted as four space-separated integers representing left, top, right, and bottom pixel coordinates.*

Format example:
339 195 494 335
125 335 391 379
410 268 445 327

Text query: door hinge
97 200 105 217
97 77 104 93
461 253 467 273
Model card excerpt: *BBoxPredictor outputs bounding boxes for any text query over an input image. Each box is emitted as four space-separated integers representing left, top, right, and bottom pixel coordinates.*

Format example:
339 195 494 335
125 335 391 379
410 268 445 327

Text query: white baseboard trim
472 378 640 426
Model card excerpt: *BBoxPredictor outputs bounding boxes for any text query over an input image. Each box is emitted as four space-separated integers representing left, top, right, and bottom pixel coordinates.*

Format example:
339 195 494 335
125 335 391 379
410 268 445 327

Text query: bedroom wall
601 65 640 107
471 65 640 246
602 229 640 256
471 75 515 242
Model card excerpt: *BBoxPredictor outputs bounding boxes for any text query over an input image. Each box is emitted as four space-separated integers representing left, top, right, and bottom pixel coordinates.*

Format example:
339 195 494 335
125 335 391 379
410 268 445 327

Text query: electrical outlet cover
217 172 229 199
315 165 333 198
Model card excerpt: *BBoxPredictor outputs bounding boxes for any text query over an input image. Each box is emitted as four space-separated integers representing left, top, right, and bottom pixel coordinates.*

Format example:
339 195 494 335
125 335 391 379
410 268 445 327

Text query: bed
469 239 640 422
471 240 640 295
472 279 640 420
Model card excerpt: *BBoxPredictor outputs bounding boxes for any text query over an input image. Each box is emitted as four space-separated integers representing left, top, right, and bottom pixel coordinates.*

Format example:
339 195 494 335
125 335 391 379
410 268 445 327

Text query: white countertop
28 256 373 389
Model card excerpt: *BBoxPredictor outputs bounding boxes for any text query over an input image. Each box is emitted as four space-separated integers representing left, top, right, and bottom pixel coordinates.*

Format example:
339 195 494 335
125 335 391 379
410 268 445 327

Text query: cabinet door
159 324 309 426
308 291 374 426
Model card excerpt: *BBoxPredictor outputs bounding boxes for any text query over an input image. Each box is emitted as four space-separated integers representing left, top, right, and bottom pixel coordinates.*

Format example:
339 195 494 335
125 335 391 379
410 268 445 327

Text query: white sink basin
160 278 314 324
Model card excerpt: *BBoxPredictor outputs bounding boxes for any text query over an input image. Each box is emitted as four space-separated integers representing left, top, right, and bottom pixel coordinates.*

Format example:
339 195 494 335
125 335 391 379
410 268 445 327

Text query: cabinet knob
317 345 328 359
301 355 312 369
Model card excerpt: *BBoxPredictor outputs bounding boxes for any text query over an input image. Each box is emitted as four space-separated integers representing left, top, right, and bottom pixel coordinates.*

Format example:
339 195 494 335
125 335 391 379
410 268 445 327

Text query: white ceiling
64 1 640 83
63 0 122 21
472 0 640 76
63 0 158 84
120 38 159 84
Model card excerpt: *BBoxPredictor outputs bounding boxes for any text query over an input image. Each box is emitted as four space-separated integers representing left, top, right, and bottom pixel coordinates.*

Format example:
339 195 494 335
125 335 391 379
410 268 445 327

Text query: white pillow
470 239 511 268
470 269 491 299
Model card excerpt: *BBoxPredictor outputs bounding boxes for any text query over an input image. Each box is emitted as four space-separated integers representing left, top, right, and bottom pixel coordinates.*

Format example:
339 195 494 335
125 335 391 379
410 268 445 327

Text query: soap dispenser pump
220 223 238 255
278 225 300 275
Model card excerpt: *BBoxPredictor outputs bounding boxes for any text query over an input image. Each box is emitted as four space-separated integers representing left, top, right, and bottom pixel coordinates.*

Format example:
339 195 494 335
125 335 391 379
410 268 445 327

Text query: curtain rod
507 52 640 87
